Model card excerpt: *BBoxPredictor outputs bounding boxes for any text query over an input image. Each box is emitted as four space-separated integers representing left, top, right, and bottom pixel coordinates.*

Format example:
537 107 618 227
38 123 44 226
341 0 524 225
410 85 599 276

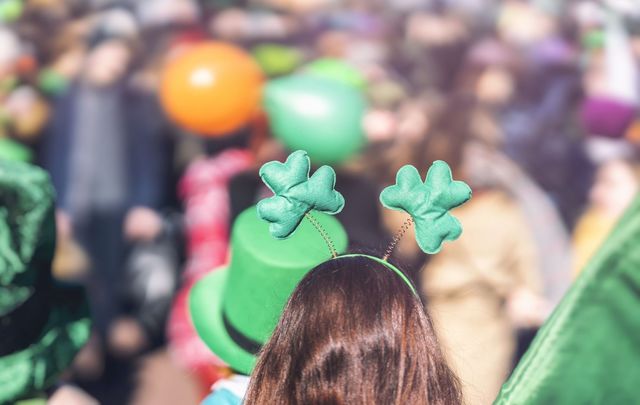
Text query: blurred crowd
1 0 640 404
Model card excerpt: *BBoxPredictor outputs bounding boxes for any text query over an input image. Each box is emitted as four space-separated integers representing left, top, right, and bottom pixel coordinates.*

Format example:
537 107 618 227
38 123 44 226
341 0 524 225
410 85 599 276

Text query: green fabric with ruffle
0 160 90 404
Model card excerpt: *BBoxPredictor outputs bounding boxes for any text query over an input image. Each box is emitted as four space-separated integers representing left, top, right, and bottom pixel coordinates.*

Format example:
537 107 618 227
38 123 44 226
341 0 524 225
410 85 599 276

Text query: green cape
496 194 640 404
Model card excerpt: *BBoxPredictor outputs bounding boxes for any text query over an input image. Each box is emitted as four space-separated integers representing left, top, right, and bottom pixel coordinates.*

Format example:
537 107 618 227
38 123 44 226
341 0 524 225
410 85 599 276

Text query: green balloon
0 0 23 23
0 137 32 163
264 75 367 164
253 44 303 77
303 58 366 90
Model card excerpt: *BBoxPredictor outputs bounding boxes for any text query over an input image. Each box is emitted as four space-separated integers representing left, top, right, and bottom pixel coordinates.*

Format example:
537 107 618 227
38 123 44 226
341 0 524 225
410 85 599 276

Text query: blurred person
0 26 23 139
395 11 470 92
415 98 545 404
41 24 169 370
3 85 51 144
496 0 558 48
461 141 571 308
244 256 462 405
167 133 255 393
115 212 182 357
572 9 640 278
364 94 443 271
455 32 593 227
209 7 298 43
572 155 640 276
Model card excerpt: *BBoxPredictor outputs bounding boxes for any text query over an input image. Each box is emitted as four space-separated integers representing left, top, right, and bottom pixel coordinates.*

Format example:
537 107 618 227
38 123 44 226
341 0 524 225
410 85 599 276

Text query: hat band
222 311 262 356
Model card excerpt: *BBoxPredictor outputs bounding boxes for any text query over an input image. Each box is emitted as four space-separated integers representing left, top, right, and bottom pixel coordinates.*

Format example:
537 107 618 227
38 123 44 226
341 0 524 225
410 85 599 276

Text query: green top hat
189 206 348 375
0 160 90 404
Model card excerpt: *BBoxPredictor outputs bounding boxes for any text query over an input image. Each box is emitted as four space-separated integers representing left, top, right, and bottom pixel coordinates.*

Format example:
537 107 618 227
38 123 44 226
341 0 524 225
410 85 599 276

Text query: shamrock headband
257 150 472 294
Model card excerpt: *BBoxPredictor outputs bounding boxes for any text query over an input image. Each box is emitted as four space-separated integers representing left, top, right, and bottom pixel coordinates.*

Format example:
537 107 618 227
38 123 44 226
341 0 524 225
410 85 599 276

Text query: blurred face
498 1 556 46
590 160 639 217
84 40 132 86
406 13 467 47
258 0 334 13
52 46 85 79
475 67 514 106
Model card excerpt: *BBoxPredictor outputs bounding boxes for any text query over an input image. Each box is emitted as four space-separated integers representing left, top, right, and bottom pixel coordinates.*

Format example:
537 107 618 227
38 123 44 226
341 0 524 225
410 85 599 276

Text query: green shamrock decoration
380 161 472 254
257 150 345 239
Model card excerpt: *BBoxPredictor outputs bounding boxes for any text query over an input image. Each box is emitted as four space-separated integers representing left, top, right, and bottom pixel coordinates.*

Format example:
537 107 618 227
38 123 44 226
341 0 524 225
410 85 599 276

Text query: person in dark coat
41 31 169 345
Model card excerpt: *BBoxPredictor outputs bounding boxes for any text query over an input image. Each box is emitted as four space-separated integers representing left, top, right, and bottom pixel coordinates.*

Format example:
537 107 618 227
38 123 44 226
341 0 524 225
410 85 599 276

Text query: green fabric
339 254 417 296
380 162 472 254
303 58 367 90
263 75 367 164
0 138 32 163
0 160 90 404
257 150 344 239
190 206 348 375
496 194 640 404
0 297 90 404
0 160 53 314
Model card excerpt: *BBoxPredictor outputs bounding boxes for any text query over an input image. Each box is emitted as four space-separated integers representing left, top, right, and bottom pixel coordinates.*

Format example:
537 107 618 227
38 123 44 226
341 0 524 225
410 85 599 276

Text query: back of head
245 256 461 405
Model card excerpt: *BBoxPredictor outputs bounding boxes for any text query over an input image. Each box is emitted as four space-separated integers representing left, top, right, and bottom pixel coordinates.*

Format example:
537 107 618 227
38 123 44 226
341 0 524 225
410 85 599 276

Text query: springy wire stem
383 216 414 261
305 212 338 258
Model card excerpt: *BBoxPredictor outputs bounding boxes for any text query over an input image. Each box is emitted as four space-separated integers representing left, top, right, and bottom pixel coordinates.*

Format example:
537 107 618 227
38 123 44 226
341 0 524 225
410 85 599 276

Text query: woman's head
245 255 461 405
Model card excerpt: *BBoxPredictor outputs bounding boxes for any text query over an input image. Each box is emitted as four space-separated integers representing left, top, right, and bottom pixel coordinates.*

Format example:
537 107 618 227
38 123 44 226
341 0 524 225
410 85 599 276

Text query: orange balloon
160 42 264 137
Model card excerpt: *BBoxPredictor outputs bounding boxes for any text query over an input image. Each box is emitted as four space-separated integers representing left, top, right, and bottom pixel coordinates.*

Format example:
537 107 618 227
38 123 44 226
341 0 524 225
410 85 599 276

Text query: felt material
0 287 90 404
0 160 90 403
380 161 472 254
0 161 55 315
496 194 640 404
257 150 345 239
263 75 367 164
190 206 347 375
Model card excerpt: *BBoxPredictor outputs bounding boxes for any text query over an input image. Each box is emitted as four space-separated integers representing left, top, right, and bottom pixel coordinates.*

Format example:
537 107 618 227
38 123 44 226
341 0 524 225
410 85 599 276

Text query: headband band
338 254 418 296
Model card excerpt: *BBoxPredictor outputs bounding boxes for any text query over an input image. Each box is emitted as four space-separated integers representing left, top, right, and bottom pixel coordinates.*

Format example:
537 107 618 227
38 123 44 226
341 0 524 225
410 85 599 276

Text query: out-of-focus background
1 0 639 404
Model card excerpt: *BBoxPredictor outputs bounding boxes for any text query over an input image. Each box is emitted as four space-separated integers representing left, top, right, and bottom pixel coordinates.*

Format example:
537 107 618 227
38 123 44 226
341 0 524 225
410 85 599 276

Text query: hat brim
0 284 90 403
189 267 257 376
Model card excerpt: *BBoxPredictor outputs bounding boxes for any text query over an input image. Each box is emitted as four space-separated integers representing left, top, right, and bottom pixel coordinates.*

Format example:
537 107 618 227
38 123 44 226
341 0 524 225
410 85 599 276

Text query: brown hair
244 256 462 405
